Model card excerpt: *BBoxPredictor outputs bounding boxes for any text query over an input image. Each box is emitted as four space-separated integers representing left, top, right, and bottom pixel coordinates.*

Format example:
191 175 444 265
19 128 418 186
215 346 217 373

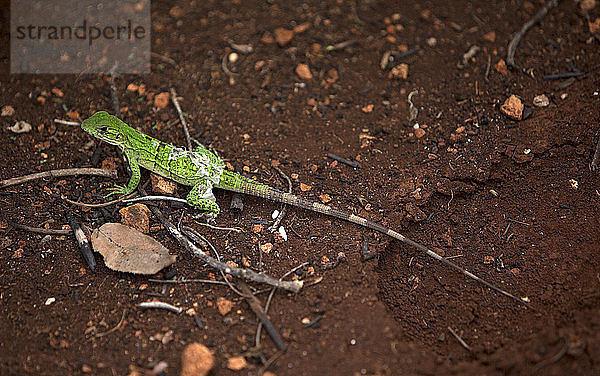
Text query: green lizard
81 111 529 307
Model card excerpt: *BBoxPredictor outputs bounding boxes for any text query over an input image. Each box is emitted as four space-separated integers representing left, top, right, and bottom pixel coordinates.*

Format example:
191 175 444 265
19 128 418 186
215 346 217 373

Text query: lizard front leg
186 180 220 218
106 149 141 197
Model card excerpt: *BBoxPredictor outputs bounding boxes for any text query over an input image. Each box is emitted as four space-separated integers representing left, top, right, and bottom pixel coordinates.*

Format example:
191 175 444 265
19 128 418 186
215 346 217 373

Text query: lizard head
81 111 128 146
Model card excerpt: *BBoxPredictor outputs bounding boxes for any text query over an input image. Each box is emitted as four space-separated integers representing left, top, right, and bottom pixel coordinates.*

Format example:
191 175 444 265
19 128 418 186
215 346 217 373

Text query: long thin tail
217 171 531 308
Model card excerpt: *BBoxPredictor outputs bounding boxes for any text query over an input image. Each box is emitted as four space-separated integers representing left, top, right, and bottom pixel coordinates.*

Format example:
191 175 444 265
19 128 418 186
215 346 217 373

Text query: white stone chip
278 226 288 241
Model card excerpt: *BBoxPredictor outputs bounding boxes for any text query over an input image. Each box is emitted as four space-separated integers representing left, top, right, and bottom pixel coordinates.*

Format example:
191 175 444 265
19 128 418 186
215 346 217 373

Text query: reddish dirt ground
1 0 599 375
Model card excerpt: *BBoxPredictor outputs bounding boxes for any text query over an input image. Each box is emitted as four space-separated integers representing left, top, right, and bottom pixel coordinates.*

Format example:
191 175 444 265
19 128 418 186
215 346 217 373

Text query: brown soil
1 1 599 375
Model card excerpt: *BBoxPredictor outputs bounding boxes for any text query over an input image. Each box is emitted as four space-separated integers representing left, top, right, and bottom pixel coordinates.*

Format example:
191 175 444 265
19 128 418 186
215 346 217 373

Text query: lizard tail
217 170 531 308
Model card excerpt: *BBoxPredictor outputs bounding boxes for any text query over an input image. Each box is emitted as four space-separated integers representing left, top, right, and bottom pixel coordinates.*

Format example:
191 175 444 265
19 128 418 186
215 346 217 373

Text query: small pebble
274 27 294 46
426 37 437 47
180 342 214 376
154 92 170 109
500 95 524 120
494 59 509 75
228 52 238 63
295 63 312 80
278 226 288 241
216 297 233 316
569 179 578 190
533 94 549 107
272 210 280 219
260 243 273 254
226 356 247 371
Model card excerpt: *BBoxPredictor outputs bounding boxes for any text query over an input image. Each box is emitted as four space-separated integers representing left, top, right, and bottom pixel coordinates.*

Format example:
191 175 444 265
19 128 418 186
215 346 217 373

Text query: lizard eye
97 126 109 133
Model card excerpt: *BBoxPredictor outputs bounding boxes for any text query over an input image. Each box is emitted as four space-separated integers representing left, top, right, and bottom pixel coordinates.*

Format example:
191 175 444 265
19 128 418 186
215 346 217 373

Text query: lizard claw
104 185 129 198
192 210 219 223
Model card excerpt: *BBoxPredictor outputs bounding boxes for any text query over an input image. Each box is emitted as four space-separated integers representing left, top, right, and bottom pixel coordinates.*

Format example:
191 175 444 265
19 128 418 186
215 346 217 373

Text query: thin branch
169 88 192 151
124 195 187 205
238 280 287 352
7 221 71 235
66 213 96 271
256 262 309 348
151 52 179 68
148 278 229 286
54 119 80 126
326 153 360 168
95 309 127 337
196 222 243 233
532 337 568 372
0 168 117 189
448 327 472 352
140 187 302 292
591 136 600 172
137 301 183 314
506 0 558 68
63 192 135 208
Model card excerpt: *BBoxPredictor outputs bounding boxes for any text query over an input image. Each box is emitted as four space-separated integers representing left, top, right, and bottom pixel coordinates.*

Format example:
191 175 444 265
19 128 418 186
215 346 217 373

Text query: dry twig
148 278 228 286
139 187 302 292
53 119 80 126
7 221 71 235
256 262 309 348
507 0 558 68
137 301 183 314
532 337 568 372
0 168 116 189
151 52 179 68
95 309 127 337
66 213 96 271
448 327 472 352
327 153 360 169
591 136 600 172
169 88 193 151
63 192 135 208
238 280 287 352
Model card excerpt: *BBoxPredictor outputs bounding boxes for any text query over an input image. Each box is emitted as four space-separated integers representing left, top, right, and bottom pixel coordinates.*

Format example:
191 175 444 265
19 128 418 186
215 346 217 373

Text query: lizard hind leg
186 181 220 219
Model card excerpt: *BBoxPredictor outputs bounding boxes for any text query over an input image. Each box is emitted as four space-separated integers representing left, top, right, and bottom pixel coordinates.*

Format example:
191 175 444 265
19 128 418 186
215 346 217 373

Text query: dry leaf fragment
91 223 176 274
